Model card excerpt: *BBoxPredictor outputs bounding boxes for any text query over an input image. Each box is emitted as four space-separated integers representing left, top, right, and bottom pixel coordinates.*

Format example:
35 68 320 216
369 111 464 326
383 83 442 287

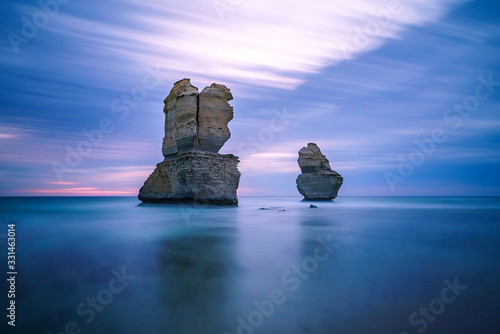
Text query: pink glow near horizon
10 188 137 196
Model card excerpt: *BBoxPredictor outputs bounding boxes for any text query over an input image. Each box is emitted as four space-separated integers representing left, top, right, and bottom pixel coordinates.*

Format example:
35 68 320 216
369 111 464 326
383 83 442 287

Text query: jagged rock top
298 143 336 175
165 78 199 103
162 78 233 158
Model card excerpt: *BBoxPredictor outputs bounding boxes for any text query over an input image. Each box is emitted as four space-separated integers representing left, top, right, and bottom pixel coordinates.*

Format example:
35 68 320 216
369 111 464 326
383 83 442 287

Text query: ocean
0 196 499 334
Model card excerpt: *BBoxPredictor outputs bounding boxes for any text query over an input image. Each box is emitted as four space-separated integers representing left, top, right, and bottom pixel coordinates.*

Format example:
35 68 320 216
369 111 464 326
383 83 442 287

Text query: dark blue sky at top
0 0 499 196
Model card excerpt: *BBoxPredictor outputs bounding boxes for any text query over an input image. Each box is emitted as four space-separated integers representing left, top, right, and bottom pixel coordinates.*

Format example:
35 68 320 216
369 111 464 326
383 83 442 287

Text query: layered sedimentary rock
198 83 234 153
139 152 240 205
139 79 240 205
296 143 343 200
161 79 234 157
162 79 200 157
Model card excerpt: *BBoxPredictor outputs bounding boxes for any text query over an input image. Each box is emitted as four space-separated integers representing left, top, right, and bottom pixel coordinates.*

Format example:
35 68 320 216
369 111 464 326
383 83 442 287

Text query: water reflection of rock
158 228 239 333
289 210 343 333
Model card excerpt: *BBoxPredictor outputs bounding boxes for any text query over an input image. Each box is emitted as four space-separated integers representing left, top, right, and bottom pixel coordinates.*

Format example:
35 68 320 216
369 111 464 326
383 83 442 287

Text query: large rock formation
296 143 343 201
139 79 240 205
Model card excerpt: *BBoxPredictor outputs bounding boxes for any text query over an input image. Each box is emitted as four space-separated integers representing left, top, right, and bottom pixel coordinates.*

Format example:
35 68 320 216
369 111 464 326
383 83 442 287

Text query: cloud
19 187 135 196
41 0 464 91
44 181 77 185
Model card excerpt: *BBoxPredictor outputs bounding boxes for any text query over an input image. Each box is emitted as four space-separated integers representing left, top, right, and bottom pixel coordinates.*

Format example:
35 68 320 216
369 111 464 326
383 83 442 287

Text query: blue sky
0 0 499 196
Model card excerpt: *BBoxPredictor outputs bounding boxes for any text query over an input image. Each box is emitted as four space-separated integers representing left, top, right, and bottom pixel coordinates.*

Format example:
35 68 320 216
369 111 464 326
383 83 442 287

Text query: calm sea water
0 196 499 334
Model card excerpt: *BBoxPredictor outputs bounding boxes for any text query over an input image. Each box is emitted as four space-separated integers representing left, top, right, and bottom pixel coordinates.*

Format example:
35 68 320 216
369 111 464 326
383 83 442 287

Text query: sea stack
296 143 343 201
138 79 241 205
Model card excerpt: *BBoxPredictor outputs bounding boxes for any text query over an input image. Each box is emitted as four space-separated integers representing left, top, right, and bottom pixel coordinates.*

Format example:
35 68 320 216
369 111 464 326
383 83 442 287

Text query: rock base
296 173 342 201
138 152 240 205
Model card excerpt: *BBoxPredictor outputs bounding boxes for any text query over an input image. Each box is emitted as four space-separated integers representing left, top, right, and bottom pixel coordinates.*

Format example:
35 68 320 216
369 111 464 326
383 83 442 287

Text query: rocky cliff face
140 79 240 205
198 83 234 153
161 79 234 157
296 143 343 200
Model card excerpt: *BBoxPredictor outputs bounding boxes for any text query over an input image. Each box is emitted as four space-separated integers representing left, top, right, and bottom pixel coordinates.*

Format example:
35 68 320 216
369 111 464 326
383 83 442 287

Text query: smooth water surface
0 196 499 334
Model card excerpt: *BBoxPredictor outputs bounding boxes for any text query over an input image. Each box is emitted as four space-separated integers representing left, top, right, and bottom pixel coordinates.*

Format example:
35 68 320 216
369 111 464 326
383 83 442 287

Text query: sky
0 0 499 196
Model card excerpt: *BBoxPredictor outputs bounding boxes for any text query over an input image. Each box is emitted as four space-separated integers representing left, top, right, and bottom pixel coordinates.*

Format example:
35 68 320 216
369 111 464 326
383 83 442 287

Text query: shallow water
1 196 499 334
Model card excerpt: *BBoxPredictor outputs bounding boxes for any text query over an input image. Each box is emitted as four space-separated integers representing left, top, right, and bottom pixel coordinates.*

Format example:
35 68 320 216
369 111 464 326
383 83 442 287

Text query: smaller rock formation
139 79 240 205
296 143 343 201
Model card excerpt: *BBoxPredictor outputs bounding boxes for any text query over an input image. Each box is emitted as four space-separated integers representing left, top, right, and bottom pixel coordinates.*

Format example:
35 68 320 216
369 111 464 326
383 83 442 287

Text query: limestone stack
139 79 240 205
296 143 343 200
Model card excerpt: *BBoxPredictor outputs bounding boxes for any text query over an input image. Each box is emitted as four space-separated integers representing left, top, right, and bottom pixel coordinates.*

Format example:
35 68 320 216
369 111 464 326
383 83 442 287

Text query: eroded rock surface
162 79 200 157
198 83 234 152
161 79 233 158
140 79 240 205
296 143 343 200
139 152 240 205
